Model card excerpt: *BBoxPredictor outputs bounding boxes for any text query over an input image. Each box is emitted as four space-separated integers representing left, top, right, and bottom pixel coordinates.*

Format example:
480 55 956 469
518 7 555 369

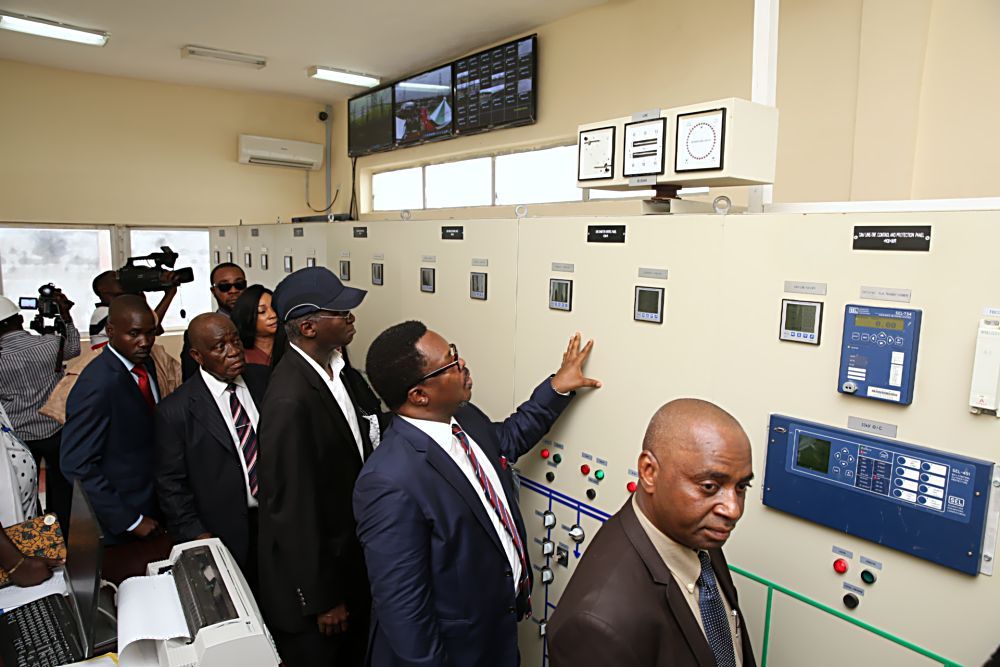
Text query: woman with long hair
230 284 278 367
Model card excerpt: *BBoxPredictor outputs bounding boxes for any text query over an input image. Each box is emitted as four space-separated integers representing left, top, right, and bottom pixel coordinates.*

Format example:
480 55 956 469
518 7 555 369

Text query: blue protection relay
838 304 921 405
763 414 995 575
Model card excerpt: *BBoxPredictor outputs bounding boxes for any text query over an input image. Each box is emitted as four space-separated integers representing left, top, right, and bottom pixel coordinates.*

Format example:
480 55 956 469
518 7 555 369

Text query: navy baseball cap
272 266 367 322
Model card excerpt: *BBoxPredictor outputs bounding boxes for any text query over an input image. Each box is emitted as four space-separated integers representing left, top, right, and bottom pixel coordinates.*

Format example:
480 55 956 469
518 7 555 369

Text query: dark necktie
131 366 156 411
451 424 529 594
697 550 737 667
227 384 258 496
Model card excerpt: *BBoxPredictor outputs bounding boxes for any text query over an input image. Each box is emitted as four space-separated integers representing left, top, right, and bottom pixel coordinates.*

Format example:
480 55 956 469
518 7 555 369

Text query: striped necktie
451 424 529 594
227 383 258 496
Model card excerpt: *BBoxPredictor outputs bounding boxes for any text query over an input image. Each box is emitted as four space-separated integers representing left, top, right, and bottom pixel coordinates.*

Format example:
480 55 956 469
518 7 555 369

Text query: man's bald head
107 294 156 365
188 312 246 381
636 398 753 550
642 398 746 459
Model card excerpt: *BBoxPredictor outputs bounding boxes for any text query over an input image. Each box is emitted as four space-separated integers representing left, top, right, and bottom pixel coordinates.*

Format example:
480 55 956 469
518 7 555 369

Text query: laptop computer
0 480 105 666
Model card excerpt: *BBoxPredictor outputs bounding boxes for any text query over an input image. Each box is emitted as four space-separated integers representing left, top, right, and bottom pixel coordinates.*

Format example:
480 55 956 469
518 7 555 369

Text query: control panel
763 414 994 574
838 304 921 405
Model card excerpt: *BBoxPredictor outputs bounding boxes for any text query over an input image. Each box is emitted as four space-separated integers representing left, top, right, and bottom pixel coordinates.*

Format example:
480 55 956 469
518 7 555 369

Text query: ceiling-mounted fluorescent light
308 66 379 88
397 82 450 92
0 11 108 46
181 45 267 69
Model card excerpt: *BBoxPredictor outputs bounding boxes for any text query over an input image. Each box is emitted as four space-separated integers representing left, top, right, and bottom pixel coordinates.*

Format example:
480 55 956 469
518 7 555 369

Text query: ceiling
0 0 607 102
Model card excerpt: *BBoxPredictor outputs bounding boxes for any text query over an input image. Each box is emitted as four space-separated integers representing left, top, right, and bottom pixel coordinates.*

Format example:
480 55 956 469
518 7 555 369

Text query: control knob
541 539 555 557
568 524 585 544
542 511 556 529
540 567 554 585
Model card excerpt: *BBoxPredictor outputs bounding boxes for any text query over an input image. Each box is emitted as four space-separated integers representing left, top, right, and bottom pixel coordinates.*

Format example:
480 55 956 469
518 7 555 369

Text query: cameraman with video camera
0 287 80 530
89 246 193 346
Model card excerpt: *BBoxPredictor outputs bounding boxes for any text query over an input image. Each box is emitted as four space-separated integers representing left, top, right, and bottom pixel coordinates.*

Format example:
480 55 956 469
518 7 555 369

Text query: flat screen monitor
394 65 453 145
66 480 104 657
454 35 536 135
348 86 394 156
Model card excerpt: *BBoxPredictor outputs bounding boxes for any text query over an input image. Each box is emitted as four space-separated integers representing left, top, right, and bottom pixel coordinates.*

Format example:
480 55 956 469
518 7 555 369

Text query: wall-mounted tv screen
394 64 453 145
348 86 394 156
454 35 536 135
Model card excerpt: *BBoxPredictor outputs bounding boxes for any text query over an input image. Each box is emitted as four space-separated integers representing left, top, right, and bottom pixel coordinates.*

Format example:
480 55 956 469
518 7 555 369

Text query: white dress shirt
199 368 259 508
291 344 365 461
107 343 160 402
399 415 522 592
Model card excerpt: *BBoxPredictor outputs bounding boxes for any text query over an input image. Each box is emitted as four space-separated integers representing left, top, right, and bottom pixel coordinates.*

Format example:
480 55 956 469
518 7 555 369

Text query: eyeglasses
212 280 247 292
310 309 353 320
408 343 460 390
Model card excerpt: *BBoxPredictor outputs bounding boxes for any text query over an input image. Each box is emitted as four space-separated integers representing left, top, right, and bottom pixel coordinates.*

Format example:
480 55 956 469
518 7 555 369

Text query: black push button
586 488 597 500
843 593 860 610
546 472 555 482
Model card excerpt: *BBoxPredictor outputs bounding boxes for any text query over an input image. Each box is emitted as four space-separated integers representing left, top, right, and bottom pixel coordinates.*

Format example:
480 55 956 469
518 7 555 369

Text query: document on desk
117 574 190 667
0 567 67 612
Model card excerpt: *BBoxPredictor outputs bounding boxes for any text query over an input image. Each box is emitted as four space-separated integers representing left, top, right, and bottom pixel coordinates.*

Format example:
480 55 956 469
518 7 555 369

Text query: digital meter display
785 303 816 332
796 435 832 474
633 286 664 323
420 267 436 293
549 279 572 311
855 315 904 331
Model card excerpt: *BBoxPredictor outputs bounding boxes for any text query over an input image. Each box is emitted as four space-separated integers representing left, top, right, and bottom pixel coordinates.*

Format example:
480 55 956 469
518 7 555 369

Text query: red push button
580 464 591 475
627 481 637 493
540 449 550 459
833 558 849 574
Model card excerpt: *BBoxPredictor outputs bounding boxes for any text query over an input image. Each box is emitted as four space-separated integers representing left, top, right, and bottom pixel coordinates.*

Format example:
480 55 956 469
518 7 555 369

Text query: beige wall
0 60 327 227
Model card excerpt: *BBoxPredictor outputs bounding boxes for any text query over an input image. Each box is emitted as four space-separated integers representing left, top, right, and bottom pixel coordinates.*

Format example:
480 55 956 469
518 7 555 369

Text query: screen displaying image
785 303 817 332
349 87 394 156
470 272 487 299
395 65 453 145
372 262 383 285
637 289 660 314
339 260 350 281
454 36 536 134
421 267 436 292
796 435 832 474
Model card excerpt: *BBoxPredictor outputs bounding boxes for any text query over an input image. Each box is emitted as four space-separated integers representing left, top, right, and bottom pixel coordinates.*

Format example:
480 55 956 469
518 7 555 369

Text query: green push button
552 453 562 464
594 469 605 481
860 569 877 585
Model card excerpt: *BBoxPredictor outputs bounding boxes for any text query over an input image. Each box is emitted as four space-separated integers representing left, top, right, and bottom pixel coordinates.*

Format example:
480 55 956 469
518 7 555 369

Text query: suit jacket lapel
619 502 718 667
396 419 506 555
101 347 151 410
190 375 239 459
289 350 363 467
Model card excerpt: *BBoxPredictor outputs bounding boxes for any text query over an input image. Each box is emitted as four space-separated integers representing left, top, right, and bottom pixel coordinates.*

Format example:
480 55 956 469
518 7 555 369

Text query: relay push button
627 481 637 493
580 464 591 475
860 569 877 585
552 453 562 464
833 558 849 574
843 593 860 610
594 469 605 481
540 449 550 459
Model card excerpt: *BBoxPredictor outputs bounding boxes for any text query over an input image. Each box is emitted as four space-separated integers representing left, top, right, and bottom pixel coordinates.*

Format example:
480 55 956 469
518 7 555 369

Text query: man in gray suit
548 399 756 667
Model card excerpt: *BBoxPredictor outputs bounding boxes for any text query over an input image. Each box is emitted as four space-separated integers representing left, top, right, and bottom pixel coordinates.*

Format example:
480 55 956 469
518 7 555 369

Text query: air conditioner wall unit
238 135 323 170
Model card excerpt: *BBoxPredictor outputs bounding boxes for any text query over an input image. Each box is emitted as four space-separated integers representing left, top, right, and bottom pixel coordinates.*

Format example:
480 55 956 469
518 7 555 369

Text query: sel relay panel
763 414 995 575
838 304 921 405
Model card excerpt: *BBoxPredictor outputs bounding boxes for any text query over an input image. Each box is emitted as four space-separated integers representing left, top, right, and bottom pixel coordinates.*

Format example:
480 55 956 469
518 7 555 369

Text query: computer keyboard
1 594 78 667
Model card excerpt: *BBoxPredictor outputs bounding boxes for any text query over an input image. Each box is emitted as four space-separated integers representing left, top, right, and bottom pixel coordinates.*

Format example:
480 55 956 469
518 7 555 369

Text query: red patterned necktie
451 424 529 594
131 366 156 411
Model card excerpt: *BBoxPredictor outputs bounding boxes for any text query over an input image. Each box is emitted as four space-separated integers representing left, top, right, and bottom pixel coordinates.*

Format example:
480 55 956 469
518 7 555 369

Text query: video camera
19 283 67 336
118 246 194 294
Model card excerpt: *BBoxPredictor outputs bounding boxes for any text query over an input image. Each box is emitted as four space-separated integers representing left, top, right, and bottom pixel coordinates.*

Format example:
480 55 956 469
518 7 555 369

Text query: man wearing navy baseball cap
255 267 385 667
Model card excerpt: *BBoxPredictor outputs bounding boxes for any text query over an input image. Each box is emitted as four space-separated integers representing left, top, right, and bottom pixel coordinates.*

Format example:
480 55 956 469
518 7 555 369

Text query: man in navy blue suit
62 295 168 579
355 321 600 667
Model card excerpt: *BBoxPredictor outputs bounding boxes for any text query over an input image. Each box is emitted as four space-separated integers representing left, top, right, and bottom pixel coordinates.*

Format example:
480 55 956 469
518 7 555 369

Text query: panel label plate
784 281 828 296
853 225 931 251
587 225 626 243
847 416 898 439
353 227 368 238
860 286 912 303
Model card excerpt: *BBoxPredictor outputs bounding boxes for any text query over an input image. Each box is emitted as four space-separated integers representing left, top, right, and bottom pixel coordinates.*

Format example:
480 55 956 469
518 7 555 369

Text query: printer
145 538 280 667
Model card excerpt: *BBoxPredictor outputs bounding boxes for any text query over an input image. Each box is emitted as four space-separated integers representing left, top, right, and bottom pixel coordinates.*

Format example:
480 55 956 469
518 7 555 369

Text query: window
495 145 581 205
0 227 112 329
373 167 423 211
129 229 211 330
425 157 492 208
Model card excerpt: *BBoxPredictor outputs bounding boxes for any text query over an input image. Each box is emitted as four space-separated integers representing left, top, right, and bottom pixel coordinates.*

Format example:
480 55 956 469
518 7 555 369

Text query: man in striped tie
355 321 601 667
154 313 268 587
